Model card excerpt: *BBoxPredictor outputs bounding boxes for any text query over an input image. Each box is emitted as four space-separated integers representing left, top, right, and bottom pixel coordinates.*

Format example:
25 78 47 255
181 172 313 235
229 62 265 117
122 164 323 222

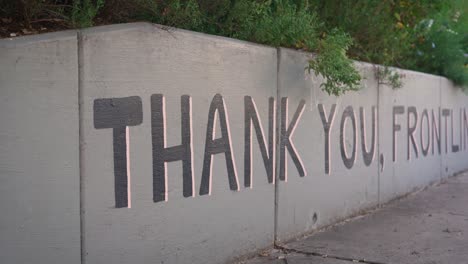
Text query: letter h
151 94 194 203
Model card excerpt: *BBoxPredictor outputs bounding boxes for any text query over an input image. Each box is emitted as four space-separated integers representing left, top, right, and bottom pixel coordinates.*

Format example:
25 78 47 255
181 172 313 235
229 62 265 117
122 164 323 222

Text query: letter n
244 96 276 187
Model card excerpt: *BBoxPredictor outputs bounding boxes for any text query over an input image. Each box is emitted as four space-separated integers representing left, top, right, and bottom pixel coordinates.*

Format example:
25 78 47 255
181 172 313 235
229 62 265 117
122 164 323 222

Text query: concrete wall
0 31 81 263
378 70 443 203
440 78 468 178
276 49 379 241
80 23 276 264
1 23 467 264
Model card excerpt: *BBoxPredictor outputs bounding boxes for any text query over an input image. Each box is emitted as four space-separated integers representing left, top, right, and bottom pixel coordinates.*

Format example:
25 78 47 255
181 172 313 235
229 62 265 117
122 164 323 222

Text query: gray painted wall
0 31 81 263
378 70 442 203
276 48 379 242
440 78 468 178
80 23 277 264
0 23 467 264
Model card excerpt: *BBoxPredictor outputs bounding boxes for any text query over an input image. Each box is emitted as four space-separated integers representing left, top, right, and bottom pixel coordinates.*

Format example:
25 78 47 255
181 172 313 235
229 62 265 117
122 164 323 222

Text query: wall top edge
0 21 462 85
278 47 447 81
0 30 77 48
80 22 277 52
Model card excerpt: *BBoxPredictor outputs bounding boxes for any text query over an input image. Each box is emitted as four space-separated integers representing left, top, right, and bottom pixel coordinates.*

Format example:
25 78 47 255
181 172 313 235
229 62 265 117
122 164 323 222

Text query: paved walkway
242 171 468 264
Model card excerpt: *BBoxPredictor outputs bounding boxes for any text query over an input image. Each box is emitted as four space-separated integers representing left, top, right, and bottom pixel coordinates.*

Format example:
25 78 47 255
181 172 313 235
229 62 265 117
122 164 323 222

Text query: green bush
225 0 319 49
130 0 203 31
72 0 105 28
2 0 466 91
307 30 361 95
0 0 104 28
311 0 467 88
404 1 468 87
122 0 362 95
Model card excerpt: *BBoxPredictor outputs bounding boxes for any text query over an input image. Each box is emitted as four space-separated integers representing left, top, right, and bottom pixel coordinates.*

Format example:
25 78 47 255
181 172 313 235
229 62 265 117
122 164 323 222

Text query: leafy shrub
311 0 467 88
3 0 466 91
221 0 362 95
124 0 362 95
129 0 203 31
226 0 319 49
375 66 404 89
0 0 104 29
404 1 468 87
72 0 105 28
308 30 361 95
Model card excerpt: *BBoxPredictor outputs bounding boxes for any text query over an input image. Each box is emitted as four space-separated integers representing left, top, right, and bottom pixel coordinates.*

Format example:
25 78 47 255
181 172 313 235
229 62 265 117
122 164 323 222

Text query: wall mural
94 94 468 208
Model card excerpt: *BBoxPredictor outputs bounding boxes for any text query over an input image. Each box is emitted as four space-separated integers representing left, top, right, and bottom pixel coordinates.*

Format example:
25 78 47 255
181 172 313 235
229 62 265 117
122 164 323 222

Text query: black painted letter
431 108 441 155
359 106 376 166
94 96 143 208
318 104 337 174
407 106 418 160
151 94 194 203
340 106 357 169
450 109 460 153
279 98 306 181
442 109 450 153
244 96 276 187
393 106 405 162
420 109 430 157
199 94 239 195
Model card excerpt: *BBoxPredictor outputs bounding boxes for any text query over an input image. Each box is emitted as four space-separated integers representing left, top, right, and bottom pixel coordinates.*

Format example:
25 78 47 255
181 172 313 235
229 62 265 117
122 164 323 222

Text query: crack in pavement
448 211 468 217
275 244 387 264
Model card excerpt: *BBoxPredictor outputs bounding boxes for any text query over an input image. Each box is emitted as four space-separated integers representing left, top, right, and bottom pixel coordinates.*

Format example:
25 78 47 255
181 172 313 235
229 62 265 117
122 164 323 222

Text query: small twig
43 9 70 19
43 4 73 8
30 18 66 23
275 244 387 264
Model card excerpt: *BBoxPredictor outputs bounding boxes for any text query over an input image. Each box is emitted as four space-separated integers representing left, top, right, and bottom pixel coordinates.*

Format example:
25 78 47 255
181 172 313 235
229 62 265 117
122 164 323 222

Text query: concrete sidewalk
242 171 468 264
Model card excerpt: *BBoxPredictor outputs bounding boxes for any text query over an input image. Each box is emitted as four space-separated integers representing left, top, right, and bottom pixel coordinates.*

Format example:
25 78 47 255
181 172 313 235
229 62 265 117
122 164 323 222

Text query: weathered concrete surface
378 70 442 203
440 78 468 178
276 48 379 242
242 250 351 264
245 171 468 264
81 23 277 264
244 253 350 264
1 22 468 264
0 32 81 263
